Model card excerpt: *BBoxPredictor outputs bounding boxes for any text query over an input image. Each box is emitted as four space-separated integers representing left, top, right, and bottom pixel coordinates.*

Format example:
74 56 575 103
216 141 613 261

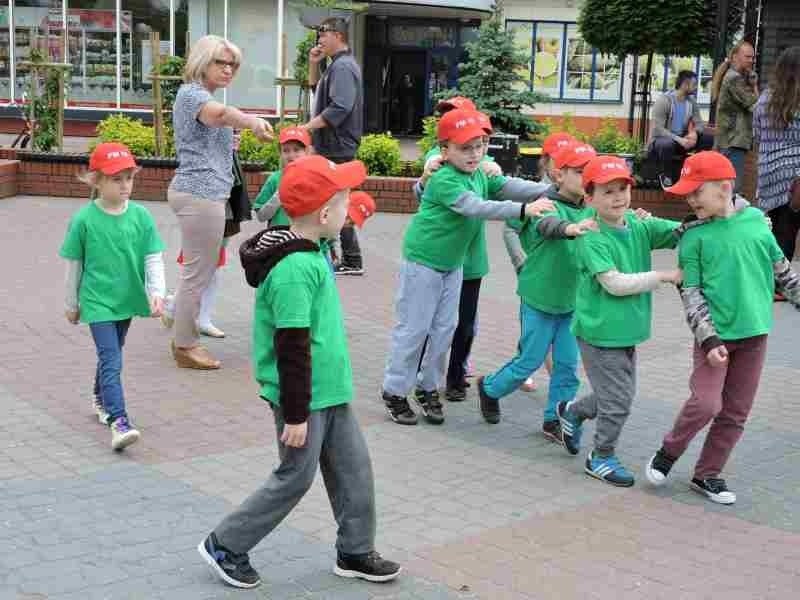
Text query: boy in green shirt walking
199 155 400 589
557 156 683 487
477 142 598 432
646 151 800 504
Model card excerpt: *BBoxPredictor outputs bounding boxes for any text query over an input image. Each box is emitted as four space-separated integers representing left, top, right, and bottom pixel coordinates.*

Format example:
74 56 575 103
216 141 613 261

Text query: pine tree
454 7 544 137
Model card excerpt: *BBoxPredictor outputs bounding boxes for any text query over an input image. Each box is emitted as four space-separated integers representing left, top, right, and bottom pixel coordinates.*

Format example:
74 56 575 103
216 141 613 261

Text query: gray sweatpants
569 339 637 455
213 403 376 556
382 260 463 396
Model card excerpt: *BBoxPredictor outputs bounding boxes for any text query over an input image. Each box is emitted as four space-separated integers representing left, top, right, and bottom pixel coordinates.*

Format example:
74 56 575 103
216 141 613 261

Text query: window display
592 53 622 101
507 20 532 92
564 25 591 100
0 2 9 103
12 1 65 102
533 22 562 97
120 0 170 108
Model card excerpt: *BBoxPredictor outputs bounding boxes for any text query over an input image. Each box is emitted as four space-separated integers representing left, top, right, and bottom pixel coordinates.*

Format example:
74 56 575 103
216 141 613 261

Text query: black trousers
649 131 714 181
446 278 482 388
768 202 800 261
328 154 363 269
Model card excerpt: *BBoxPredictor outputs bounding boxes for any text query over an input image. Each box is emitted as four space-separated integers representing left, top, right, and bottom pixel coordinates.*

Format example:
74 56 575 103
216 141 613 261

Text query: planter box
0 159 19 198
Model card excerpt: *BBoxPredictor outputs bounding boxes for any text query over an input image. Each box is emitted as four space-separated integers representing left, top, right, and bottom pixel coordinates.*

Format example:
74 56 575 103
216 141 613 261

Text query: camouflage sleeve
680 285 724 352
774 259 800 308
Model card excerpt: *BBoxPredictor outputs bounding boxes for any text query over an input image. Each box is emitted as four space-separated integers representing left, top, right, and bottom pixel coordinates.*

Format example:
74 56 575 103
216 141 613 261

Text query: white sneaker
92 394 110 425
161 294 175 329
690 477 736 505
110 417 140 451
199 324 225 338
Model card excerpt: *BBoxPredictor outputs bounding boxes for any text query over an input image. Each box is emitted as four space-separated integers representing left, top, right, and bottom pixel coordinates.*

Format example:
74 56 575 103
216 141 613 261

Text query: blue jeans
720 147 747 193
483 302 579 421
90 320 131 422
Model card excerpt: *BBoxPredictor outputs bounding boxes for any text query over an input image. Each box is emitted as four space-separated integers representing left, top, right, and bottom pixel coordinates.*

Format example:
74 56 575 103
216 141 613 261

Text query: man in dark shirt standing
303 17 365 276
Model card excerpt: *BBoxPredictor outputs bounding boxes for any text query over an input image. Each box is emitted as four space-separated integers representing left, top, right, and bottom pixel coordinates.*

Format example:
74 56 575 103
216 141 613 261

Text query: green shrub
356 133 402 176
589 117 641 155
537 113 589 144
415 116 439 172
238 128 281 171
93 114 161 157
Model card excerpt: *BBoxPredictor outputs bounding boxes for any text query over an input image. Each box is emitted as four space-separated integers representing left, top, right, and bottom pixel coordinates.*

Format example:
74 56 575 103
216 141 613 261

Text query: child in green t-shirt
556 156 683 487
478 142 598 433
59 143 166 451
198 155 400 590
645 151 800 504
382 108 553 426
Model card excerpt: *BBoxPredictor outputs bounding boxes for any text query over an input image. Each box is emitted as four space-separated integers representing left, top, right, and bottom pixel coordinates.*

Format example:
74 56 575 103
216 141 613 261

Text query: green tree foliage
356 133 402 176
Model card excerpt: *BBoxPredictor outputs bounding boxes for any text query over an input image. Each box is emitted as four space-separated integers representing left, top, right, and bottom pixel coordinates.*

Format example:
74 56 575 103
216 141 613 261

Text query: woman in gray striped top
753 46 800 262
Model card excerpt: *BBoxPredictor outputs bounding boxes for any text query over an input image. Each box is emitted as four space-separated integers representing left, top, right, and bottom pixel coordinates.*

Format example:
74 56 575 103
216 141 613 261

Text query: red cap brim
664 178 703 196
100 158 138 175
445 124 488 145
330 160 367 191
592 172 635 186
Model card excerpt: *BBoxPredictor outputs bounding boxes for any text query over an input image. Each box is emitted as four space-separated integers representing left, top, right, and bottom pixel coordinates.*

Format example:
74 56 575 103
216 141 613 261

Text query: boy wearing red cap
478 142 598 433
60 143 165 450
645 151 800 504
382 109 553 426
199 155 400 588
556 156 683 487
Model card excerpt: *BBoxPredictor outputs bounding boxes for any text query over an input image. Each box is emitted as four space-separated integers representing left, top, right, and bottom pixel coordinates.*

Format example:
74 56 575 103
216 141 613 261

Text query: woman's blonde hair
710 40 753 101
183 35 242 84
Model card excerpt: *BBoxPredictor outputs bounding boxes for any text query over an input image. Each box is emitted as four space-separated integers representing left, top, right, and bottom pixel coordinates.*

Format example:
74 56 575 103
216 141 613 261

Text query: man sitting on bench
647 70 714 188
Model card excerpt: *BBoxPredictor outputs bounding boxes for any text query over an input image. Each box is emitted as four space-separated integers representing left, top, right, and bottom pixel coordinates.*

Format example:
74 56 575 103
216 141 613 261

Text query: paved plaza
0 195 798 600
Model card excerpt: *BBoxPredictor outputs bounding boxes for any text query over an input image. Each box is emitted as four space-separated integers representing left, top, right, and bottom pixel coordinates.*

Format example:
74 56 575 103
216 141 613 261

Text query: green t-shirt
680 206 784 341
516 194 590 314
404 164 506 272
253 170 290 227
572 213 679 347
253 247 352 411
59 201 165 323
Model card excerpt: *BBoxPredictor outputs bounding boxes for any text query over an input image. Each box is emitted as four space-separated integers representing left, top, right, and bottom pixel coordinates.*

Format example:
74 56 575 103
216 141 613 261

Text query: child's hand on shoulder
65 309 80 324
421 156 444 184
633 207 652 220
707 345 729 367
658 269 683 285
565 218 598 237
281 422 308 448
525 197 555 218
149 296 164 318
480 161 503 178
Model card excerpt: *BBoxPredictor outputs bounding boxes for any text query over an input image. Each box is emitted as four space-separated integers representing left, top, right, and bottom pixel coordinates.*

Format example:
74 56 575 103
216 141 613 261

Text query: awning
368 1 494 13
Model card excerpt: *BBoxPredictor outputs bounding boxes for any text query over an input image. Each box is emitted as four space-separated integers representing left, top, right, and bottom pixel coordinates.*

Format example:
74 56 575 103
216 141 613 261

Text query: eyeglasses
213 59 238 70
317 19 347 34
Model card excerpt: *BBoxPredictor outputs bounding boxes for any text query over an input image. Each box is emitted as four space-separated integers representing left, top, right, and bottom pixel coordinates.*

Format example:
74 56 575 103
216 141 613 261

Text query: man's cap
437 109 490 145
553 142 597 170
89 142 137 175
542 132 575 157
435 96 477 114
664 151 737 196
348 191 376 228
317 18 348 34
582 155 635 189
278 127 312 147
279 155 366 218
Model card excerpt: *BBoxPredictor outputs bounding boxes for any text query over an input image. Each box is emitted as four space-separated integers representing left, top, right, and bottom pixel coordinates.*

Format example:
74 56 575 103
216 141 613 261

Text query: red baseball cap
582 155 635 189
348 191 376 228
436 96 477 114
437 109 489 145
279 126 312 147
542 132 575 157
553 142 597 169
664 151 737 196
279 155 367 218
89 142 137 175
474 111 493 135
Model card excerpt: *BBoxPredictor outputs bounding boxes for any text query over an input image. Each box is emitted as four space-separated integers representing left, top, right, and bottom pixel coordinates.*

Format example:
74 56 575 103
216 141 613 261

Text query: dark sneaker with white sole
334 264 364 276
414 389 445 424
445 384 467 402
557 400 583 456
542 420 561 443
645 447 676 486
477 377 500 424
691 477 736 505
382 391 418 425
334 551 401 583
198 532 261 589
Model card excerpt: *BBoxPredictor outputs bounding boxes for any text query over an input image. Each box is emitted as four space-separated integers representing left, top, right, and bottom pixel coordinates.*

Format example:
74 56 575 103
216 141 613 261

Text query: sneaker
659 174 674 190
198 532 261 588
199 324 226 338
477 377 500 424
414 389 445 425
334 264 364 276
541 419 561 443
690 477 737 505
92 394 110 425
334 551 401 583
520 376 538 392
160 294 175 328
445 384 467 402
110 417 140 451
382 391 418 425
557 400 583 456
645 447 676 486
585 451 635 487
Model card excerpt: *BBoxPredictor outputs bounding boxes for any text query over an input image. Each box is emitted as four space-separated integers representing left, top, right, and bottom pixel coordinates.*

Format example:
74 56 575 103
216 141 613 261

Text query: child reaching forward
60 142 165 451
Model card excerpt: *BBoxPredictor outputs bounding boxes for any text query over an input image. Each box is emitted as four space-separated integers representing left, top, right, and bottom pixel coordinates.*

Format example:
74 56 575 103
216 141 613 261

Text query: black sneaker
557 400 583 456
382 391 418 425
477 377 500 424
414 389 445 425
645 447 676 486
690 477 737 505
659 174 674 190
542 420 561 443
445 384 467 402
197 532 261 589
334 550 401 583
335 264 364 276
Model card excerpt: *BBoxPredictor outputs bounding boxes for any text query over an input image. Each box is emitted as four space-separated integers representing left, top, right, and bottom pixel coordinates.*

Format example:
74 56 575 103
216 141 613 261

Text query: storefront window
119 0 170 108
388 23 456 48
645 54 713 106
534 22 562 97
225 0 276 110
507 20 531 92
13 1 64 102
0 1 10 102
591 53 622 101
66 1 119 107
